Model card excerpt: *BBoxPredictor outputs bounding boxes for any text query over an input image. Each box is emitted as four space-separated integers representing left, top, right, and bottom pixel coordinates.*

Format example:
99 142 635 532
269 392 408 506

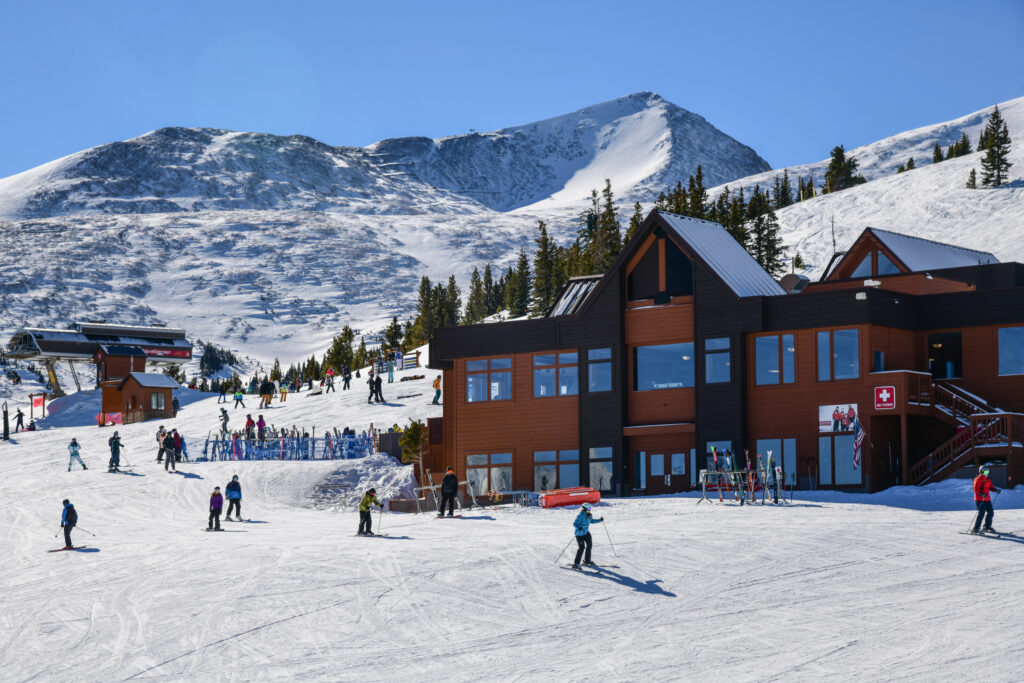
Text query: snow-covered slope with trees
706 97 1024 275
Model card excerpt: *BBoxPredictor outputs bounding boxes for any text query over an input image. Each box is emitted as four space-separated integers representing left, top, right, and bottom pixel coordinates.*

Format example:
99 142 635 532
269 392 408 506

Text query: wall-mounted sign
874 385 896 410
819 404 859 433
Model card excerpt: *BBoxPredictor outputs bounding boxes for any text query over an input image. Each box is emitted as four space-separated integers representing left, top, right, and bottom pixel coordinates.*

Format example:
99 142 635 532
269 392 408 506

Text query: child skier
432 375 442 405
572 502 604 569
209 487 224 530
60 499 78 549
972 465 1002 534
233 390 245 409
67 438 87 471
225 475 242 521
108 431 122 472
357 488 384 535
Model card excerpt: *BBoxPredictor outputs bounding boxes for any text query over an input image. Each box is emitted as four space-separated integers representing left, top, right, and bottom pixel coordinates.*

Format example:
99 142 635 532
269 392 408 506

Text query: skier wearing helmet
107 431 122 472
357 488 384 535
971 465 1001 534
571 502 604 569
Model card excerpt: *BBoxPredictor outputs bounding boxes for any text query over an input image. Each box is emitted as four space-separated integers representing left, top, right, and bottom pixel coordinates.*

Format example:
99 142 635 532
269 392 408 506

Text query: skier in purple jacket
208 487 224 530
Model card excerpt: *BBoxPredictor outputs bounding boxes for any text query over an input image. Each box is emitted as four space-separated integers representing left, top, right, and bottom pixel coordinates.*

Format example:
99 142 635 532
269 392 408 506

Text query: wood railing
910 413 1024 485
931 383 996 424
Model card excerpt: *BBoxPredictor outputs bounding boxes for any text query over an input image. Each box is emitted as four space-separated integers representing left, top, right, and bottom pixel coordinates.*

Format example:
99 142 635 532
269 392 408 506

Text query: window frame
465 357 513 403
998 326 1024 376
704 337 731 385
533 351 579 398
754 333 795 386
532 448 580 490
588 446 614 492
466 452 514 493
633 341 695 391
587 347 613 393
817 328 860 383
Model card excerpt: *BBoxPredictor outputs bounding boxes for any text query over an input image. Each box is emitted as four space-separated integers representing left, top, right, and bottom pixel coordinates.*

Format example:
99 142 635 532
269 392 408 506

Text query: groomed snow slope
2 377 1023 680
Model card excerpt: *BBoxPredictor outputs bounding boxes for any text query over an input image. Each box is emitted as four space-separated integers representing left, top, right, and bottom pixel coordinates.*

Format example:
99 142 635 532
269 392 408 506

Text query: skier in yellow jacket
358 488 384 535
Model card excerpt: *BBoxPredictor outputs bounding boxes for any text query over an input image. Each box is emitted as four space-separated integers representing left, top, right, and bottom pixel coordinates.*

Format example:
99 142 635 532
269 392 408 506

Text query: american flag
853 418 865 469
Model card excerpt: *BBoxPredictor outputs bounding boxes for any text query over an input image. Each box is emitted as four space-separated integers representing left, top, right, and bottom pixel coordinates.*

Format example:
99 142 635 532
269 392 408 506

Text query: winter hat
62 499 69 505
71 438 77 444
368 488 377 495
214 486 221 491
232 474 238 480
113 431 119 436
446 466 454 472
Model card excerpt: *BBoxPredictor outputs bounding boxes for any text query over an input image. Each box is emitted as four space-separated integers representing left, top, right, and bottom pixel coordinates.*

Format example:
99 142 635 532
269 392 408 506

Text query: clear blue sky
1 0 1022 179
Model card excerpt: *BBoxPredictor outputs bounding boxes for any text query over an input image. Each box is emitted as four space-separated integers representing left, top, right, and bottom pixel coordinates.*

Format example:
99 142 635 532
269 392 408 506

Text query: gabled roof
120 372 180 389
548 276 601 317
869 228 999 272
657 211 786 297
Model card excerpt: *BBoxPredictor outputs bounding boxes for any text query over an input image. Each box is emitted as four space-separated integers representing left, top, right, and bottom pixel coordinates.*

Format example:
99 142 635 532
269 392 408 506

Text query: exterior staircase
909 382 1024 485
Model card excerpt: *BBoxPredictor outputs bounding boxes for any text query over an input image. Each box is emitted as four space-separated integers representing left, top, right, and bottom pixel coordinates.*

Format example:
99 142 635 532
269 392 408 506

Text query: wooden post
900 415 909 485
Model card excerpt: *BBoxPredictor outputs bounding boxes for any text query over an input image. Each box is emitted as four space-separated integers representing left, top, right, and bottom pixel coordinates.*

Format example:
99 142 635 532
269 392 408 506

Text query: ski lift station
5 322 192 397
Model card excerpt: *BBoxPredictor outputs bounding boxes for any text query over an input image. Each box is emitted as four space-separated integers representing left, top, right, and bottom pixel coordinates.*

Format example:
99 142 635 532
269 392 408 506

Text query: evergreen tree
823 145 867 193
270 358 282 381
464 267 487 323
792 252 806 271
726 186 748 247
686 166 707 219
595 179 622 271
354 338 368 370
398 419 427 465
625 201 644 242
324 326 356 372
896 163 906 174
966 168 977 189
444 275 462 327
384 316 403 349
905 157 916 170
504 249 531 317
778 169 794 208
980 105 1013 187
745 186 786 276
932 143 944 164
482 264 498 316
410 276 434 346
958 131 972 156
531 221 558 315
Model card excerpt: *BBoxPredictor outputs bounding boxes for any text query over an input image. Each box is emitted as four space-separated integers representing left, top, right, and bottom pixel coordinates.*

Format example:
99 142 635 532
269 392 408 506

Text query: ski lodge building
426 210 1024 495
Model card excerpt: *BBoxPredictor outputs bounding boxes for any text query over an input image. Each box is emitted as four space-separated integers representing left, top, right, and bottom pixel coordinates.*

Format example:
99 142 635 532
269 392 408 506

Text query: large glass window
468 452 513 493
533 450 579 490
670 453 686 475
850 253 873 278
877 252 900 275
151 392 165 410
587 348 612 392
755 334 795 385
818 437 833 486
998 327 1024 376
633 451 646 489
534 352 578 397
650 453 665 477
818 329 859 381
627 244 660 301
704 337 731 384
665 239 694 297
634 342 694 390
589 446 614 491
466 358 512 402
833 434 861 485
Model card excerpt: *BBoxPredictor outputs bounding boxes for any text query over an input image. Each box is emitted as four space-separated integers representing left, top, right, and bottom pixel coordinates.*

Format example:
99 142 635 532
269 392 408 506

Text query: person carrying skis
233 390 245 409
209 487 224 530
571 502 604 569
14 408 25 432
61 499 78 549
108 431 122 472
357 487 384 535
972 465 1002 534
225 475 242 521
68 438 87 471
439 466 458 517
163 431 177 472
432 375 442 405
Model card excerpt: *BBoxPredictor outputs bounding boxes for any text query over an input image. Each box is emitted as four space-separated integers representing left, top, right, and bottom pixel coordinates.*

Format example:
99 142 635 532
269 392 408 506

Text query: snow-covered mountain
0 93 1021 365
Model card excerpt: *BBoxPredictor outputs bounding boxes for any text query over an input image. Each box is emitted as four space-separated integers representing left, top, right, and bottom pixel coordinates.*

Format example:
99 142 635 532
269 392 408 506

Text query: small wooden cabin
101 372 180 424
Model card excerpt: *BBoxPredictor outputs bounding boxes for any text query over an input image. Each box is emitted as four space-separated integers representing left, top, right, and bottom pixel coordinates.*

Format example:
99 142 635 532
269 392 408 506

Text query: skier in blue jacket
225 475 242 521
572 502 604 569
61 499 78 549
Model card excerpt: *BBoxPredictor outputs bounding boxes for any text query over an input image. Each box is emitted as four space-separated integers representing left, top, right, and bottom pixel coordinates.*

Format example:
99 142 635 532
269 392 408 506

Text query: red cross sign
875 385 896 410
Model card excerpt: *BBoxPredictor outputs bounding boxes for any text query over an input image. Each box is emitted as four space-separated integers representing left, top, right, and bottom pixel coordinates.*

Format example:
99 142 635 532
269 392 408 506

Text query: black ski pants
63 525 73 548
974 500 994 531
208 510 221 530
359 510 373 534
226 499 241 519
440 493 456 516
325 383 335 393
156 446 164 463
574 532 593 565
108 451 120 471
165 454 176 471
234 398 245 408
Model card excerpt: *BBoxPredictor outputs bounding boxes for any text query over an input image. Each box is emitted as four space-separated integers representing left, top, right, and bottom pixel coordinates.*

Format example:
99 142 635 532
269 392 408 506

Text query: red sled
539 487 601 508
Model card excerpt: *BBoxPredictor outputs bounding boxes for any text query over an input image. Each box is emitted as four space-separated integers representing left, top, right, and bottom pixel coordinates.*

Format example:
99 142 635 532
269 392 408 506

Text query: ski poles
76 526 97 537
603 520 618 557
555 536 575 564
377 506 384 535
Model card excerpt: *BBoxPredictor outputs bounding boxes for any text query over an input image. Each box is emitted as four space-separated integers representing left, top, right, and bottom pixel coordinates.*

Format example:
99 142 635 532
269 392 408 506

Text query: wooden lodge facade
427 211 1024 495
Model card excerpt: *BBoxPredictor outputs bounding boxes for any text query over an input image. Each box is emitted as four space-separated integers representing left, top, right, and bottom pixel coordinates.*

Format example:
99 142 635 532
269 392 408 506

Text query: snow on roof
870 228 1000 272
123 372 180 389
657 211 786 297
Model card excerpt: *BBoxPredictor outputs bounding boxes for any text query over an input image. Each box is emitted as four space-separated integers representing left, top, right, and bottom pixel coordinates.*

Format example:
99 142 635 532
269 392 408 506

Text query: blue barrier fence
198 433 376 462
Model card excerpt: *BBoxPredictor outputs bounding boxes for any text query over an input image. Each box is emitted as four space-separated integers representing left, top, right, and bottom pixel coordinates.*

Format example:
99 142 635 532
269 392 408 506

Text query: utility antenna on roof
831 215 837 255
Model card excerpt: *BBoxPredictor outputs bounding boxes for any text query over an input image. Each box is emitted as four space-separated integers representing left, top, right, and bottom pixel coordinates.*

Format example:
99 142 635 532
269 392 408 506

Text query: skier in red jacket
971 466 1001 534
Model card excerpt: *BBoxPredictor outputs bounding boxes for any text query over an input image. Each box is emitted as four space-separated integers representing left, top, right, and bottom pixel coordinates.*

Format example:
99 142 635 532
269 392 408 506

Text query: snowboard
48 546 88 552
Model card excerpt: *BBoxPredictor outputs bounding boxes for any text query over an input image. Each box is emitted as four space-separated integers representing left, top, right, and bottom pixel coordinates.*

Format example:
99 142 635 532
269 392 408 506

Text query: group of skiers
156 426 187 471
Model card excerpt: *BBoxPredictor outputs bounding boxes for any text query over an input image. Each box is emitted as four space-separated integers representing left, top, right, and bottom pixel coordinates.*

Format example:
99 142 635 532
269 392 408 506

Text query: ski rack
411 478 482 514
696 469 788 505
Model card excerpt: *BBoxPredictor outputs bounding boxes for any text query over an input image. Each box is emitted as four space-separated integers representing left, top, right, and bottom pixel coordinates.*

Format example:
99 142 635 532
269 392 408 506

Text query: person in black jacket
61 499 78 549
439 466 458 517
373 374 384 403
163 432 177 472
108 431 122 473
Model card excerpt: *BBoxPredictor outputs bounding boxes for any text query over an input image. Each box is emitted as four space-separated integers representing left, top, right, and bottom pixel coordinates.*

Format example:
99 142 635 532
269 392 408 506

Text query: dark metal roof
99 344 147 357
119 372 180 389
